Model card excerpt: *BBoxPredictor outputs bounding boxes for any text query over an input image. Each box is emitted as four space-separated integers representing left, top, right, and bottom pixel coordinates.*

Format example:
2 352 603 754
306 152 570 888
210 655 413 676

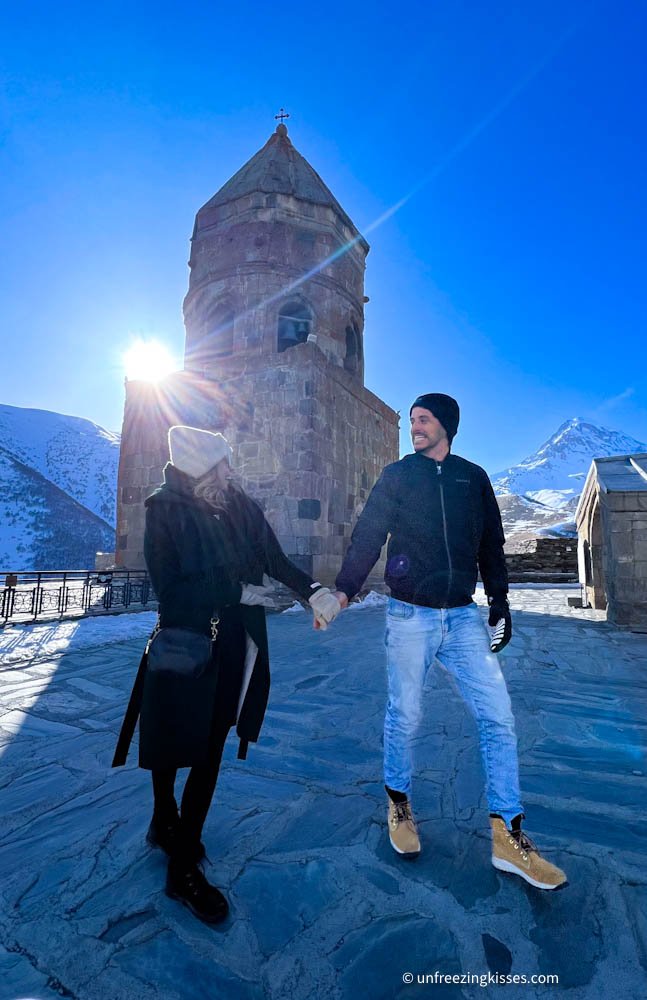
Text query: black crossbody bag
146 616 220 678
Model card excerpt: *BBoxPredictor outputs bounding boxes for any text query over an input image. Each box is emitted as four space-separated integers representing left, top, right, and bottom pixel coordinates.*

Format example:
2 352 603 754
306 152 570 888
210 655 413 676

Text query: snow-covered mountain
0 405 119 570
492 418 646 509
491 417 647 540
0 404 119 523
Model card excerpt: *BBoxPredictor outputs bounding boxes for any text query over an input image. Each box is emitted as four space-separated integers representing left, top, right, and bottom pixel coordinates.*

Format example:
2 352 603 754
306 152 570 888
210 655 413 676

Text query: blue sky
1 0 645 472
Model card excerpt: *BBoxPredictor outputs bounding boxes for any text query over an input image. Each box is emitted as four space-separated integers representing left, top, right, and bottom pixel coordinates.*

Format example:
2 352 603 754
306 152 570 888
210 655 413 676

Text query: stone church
115 122 399 585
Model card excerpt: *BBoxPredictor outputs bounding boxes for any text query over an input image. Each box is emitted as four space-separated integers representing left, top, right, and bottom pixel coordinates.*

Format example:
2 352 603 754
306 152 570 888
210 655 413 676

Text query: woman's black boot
165 852 229 924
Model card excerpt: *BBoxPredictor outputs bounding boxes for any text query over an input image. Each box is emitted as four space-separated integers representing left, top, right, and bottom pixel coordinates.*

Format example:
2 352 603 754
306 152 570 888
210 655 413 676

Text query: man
333 393 567 890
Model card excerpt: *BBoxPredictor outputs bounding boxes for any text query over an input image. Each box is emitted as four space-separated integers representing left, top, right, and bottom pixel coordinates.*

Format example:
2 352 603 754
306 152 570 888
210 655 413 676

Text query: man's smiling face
410 407 448 456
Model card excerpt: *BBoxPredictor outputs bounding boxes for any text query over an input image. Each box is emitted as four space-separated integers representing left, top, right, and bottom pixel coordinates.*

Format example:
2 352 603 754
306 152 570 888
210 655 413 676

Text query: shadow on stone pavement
0 595 646 999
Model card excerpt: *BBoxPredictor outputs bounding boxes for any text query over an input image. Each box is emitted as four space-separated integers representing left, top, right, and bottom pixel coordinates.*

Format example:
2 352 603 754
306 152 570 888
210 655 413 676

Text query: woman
113 425 340 924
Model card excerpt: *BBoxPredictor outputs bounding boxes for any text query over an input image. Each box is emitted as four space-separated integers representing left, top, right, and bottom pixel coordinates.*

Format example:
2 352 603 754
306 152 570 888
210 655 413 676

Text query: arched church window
277 301 312 353
344 321 361 374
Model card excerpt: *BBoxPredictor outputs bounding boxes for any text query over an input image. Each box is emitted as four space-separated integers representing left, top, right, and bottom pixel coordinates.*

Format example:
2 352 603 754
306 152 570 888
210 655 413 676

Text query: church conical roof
200 123 366 244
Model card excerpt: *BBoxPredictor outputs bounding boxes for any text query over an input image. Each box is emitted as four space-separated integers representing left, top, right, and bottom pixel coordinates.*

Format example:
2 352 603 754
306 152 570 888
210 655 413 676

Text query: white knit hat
168 425 233 479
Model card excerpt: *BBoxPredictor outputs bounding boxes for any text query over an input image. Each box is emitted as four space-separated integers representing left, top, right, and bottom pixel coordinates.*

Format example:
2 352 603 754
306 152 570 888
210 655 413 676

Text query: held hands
309 587 346 630
487 597 512 653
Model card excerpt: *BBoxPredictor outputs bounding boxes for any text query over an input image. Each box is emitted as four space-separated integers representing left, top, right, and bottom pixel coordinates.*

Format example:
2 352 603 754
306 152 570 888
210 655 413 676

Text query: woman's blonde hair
193 464 239 512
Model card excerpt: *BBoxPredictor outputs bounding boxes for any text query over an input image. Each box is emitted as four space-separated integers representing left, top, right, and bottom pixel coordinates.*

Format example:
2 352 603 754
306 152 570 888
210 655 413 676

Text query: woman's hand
240 583 281 608
309 587 344 629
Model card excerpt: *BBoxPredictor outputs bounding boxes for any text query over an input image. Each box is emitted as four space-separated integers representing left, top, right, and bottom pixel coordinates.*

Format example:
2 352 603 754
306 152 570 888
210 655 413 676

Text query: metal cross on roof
274 108 290 124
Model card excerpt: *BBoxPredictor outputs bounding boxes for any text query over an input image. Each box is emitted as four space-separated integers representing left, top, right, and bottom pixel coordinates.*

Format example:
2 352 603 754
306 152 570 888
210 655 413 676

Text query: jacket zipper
437 462 453 605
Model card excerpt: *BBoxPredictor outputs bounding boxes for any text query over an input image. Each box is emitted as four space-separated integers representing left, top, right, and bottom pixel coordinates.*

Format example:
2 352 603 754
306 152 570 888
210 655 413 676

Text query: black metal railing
1 570 156 626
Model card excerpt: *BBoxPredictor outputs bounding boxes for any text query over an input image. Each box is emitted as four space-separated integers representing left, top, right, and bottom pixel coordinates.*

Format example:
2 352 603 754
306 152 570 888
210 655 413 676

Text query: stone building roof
590 454 647 493
576 453 647 524
200 123 366 244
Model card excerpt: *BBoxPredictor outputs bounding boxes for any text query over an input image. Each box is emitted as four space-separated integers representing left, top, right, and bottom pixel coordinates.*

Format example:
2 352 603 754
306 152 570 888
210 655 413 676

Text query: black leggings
151 711 231 850
151 610 246 852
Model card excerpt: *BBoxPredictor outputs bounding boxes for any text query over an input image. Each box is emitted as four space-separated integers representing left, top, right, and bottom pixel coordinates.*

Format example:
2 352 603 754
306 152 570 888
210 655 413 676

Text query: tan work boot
388 798 421 857
490 816 567 890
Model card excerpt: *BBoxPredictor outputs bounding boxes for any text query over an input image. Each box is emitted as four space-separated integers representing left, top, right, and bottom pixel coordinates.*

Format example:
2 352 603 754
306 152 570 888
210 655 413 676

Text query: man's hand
309 587 343 630
333 591 349 609
487 597 512 653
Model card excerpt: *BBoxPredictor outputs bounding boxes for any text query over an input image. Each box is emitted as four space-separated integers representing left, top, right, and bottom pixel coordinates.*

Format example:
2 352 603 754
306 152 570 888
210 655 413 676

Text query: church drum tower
116 123 399 585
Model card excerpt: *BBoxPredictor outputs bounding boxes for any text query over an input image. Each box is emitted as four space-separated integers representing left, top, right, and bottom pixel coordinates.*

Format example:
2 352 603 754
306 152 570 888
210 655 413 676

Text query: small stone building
115 123 399 585
576 454 647 628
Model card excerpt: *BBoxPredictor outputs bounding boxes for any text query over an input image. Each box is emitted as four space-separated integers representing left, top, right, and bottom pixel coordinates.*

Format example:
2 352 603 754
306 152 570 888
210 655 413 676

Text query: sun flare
123 340 177 382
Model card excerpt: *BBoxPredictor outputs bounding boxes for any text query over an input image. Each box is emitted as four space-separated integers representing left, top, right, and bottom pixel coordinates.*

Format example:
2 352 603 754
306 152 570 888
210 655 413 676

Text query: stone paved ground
0 589 646 1000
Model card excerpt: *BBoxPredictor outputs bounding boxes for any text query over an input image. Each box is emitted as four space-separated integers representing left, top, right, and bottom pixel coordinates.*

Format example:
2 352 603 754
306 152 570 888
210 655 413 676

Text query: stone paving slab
0 591 646 999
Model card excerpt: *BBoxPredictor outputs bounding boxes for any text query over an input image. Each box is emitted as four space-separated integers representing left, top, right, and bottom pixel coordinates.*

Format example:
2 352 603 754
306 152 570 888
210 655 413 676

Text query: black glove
487 596 512 654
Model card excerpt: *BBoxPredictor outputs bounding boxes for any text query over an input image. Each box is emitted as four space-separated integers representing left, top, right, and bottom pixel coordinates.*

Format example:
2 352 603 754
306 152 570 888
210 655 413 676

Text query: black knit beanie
410 393 460 443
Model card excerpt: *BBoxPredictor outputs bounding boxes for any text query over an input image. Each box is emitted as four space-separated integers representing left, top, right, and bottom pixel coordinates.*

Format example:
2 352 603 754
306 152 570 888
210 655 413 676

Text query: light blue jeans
384 598 523 826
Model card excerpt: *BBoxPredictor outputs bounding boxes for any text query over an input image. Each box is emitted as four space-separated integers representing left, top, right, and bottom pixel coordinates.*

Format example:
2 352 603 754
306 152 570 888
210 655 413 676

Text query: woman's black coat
113 463 317 770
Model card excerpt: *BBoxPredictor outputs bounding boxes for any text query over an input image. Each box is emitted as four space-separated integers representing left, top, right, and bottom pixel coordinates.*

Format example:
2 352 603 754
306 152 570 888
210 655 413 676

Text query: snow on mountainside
496 493 580 543
0 405 119 570
0 404 119 524
491 418 646 511
0 447 115 570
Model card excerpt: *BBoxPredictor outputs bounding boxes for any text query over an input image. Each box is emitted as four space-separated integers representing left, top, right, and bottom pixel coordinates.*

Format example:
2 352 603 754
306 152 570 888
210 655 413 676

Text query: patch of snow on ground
281 601 305 614
0 611 157 665
347 590 388 609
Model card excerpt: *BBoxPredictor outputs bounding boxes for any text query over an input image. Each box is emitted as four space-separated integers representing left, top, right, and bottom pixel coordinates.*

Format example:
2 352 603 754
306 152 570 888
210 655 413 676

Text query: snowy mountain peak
533 417 640 461
492 417 647 511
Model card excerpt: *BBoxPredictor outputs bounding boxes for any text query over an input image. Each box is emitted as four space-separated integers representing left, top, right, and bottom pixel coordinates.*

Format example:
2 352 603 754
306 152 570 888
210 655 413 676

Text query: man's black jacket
335 451 508 608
